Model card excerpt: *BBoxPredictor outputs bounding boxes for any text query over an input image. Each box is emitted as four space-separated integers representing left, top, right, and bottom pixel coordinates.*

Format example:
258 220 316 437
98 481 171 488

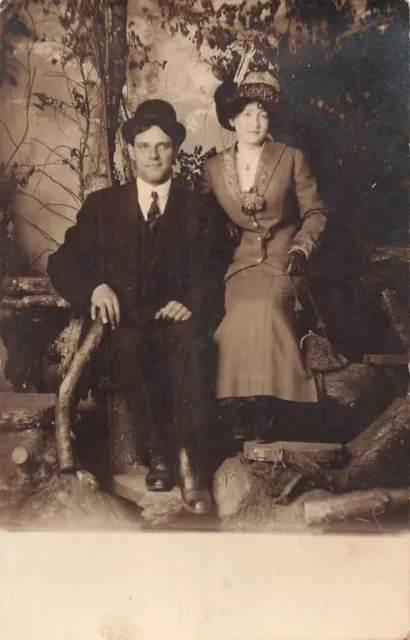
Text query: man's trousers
105 319 205 474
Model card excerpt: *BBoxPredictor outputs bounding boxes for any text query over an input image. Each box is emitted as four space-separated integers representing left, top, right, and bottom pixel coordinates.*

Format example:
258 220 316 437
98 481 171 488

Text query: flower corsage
241 190 265 216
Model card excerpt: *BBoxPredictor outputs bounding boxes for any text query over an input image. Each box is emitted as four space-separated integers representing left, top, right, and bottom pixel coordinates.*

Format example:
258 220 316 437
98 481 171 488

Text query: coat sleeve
289 148 327 259
47 190 106 310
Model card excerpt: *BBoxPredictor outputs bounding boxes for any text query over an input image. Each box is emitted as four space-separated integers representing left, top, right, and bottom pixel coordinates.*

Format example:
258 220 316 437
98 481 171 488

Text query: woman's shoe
145 453 174 492
178 447 211 515
233 434 246 453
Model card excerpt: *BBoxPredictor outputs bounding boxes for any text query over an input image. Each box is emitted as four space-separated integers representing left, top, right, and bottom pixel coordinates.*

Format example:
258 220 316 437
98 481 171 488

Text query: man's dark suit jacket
47 179 233 334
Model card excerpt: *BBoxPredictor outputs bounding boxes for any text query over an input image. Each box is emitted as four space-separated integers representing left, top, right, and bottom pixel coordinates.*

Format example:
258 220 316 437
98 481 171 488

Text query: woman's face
230 102 269 147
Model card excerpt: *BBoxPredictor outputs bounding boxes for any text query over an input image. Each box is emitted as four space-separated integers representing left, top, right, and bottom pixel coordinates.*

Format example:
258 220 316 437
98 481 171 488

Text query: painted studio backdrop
0 0 407 273
0 0 408 530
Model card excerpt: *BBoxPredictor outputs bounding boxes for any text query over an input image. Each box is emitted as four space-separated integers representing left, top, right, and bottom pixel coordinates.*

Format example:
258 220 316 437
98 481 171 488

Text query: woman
201 71 328 443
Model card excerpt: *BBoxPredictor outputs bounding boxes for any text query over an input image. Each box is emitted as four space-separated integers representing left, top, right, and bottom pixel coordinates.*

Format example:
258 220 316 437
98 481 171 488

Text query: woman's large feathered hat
214 46 284 131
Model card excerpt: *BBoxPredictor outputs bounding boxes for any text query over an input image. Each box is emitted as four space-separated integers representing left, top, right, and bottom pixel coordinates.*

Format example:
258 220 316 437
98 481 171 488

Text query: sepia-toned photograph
0 0 408 538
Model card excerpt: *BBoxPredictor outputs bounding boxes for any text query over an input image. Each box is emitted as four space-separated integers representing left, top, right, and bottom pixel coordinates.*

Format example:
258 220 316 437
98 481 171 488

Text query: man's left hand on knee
155 300 192 322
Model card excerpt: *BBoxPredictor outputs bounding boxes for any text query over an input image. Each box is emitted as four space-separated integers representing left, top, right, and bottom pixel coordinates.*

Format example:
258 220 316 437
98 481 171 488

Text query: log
108 390 139 474
333 385 410 492
244 440 345 466
42 316 85 392
11 446 33 474
371 246 410 263
1 294 71 309
0 424 59 511
380 288 410 351
1 276 56 296
254 463 304 504
10 470 138 530
212 457 306 529
212 456 262 519
303 488 409 527
0 393 55 432
0 407 54 431
0 392 56 411
363 354 409 365
52 316 84 375
244 441 342 494
55 320 104 471
11 446 29 466
320 363 394 409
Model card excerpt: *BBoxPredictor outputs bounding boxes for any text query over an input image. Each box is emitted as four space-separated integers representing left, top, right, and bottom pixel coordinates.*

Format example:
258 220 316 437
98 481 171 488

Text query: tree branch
15 214 60 246
0 120 19 151
6 48 36 169
33 169 81 203
16 191 76 223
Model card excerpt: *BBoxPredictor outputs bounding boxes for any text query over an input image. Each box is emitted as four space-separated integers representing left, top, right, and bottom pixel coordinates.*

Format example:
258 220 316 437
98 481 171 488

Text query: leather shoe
233 434 245 453
145 454 174 492
178 448 211 515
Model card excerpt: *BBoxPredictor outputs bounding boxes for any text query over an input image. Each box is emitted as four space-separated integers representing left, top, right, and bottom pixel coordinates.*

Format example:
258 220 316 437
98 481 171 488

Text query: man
47 100 220 515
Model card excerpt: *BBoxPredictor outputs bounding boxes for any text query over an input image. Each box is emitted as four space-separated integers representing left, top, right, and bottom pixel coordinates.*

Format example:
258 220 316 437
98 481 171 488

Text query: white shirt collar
136 176 172 200
136 176 172 218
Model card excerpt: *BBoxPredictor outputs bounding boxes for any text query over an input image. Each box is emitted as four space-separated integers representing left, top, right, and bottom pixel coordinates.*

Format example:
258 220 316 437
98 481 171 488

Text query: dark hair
227 97 272 124
122 100 186 147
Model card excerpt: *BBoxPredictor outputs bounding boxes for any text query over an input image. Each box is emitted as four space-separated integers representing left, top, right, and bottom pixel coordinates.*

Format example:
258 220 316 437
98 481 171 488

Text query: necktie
146 191 161 232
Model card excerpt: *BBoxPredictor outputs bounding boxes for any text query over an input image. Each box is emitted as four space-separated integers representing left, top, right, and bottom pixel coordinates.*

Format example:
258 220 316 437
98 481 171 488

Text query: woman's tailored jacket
201 139 327 281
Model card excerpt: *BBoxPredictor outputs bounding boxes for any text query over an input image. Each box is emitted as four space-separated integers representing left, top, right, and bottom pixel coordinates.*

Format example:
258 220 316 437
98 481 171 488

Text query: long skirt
214 264 318 402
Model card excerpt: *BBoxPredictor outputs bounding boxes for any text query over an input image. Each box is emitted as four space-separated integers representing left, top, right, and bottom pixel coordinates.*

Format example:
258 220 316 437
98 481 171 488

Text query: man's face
133 125 176 185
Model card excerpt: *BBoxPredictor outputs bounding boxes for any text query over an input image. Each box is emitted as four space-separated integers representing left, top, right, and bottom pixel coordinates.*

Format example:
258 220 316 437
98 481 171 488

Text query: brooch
241 191 265 216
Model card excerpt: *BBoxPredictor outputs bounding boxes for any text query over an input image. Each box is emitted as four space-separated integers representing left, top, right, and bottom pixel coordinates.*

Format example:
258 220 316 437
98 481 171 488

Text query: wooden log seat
1 276 103 472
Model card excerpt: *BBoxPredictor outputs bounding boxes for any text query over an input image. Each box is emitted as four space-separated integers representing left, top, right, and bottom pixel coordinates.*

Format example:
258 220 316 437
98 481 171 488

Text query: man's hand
91 283 120 329
155 300 192 322
285 250 307 276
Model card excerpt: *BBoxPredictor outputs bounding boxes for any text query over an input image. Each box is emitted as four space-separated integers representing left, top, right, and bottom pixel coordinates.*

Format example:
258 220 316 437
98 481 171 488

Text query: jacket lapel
122 180 142 223
219 146 241 203
215 147 246 221
216 140 287 217
254 139 287 198
219 140 287 200
110 181 142 257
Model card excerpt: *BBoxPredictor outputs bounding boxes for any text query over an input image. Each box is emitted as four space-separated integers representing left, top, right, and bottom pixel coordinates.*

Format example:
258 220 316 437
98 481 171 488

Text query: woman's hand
91 283 120 329
285 250 307 276
155 300 192 322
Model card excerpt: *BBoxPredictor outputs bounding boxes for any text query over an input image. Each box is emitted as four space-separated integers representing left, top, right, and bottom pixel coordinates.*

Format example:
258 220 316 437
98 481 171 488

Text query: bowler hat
122 99 186 147
215 71 283 131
